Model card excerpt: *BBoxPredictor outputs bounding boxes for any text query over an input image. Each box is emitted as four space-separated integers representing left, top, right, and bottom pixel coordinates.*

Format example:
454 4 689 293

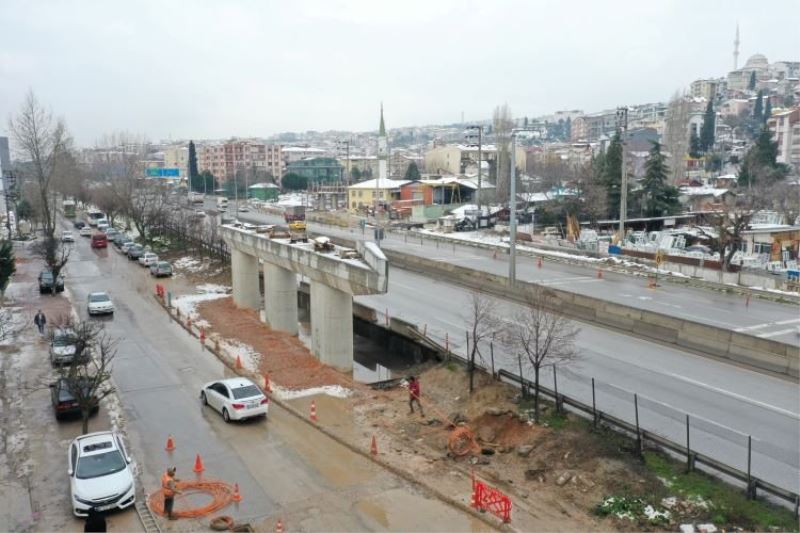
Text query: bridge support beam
310 280 353 371
231 249 260 309
263 263 298 335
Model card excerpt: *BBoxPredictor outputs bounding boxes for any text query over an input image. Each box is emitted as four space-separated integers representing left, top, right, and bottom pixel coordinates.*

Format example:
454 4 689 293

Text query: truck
283 205 306 223
62 199 76 218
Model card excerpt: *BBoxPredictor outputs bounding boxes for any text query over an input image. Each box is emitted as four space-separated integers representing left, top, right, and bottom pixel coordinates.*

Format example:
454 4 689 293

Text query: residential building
424 144 525 176
390 149 423 180
284 157 343 183
282 146 328 165
767 107 800 170
690 79 722 101
162 145 189 178
338 155 379 182
570 110 618 142
348 178 410 211
197 140 281 183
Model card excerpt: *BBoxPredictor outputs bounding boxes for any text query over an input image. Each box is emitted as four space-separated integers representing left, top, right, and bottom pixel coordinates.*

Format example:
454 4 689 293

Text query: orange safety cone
235 355 243 370
200 327 206 343
165 435 176 452
370 435 378 456
263 373 272 393
310 400 318 422
470 489 478 508
193 453 205 474
232 482 242 502
537 257 542 268
275 519 284 533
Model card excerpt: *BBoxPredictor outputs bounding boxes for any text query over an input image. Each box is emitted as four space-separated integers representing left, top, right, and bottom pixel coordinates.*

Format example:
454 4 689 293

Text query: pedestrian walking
161 466 181 520
408 375 424 416
33 310 46 336
84 507 107 532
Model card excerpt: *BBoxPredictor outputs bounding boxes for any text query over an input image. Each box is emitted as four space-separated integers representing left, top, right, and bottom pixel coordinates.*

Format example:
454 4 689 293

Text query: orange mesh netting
148 479 236 518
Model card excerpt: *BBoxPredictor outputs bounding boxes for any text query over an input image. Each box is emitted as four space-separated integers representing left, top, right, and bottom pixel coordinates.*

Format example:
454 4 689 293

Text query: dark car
38 270 65 294
50 378 99 421
49 328 85 366
127 244 144 260
73 221 86 230
113 233 131 248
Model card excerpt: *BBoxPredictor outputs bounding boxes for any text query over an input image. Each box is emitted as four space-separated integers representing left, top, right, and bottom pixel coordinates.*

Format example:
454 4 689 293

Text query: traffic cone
200 327 206 343
537 257 542 268
232 483 242 503
263 373 272 393
235 355 243 370
597 268 603 279
370 435 378 455
470 490 478 508
310 401 318 422
193 453 205 474
275 519 284 533
165 435 175 452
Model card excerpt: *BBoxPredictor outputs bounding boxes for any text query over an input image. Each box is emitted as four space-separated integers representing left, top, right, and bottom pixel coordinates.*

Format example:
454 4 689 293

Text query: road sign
145 168 180 178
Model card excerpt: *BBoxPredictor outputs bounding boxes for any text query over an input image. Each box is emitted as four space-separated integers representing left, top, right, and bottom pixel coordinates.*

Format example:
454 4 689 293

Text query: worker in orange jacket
161 466 181 520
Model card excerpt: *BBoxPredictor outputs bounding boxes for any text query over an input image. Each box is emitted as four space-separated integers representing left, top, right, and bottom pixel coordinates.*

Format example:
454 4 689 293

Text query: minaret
733 23 740 70
378 103 388 183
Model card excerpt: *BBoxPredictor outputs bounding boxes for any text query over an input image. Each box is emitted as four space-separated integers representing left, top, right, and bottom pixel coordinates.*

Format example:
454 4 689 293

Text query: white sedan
200 377 269 422
61 231 75 243
68 431 136 517
79 226 93 237
88 292 114 315
138 252 158 267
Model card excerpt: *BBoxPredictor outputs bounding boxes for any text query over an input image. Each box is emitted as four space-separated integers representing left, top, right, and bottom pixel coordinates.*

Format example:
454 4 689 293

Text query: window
232 385 261 399
753 242 771 255
76 450 126 479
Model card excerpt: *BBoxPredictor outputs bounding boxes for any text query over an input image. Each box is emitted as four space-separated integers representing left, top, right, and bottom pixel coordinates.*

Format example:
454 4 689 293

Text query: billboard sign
146 168 180 178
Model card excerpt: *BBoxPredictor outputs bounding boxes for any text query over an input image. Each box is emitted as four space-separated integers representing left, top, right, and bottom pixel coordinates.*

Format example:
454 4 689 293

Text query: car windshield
76 450 126 479
231 385 261 400
53 334 76 346
89 294 109 303
41 272 53 281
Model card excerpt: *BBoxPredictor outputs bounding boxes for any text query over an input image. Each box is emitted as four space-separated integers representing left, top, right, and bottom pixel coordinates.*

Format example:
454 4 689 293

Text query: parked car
120 241 135 254
105 228 119 240
61 231 75 243
91 233 108 249
200 377 269 422
126 244 144 260
138 252 158 267
96 219 109 232
68 431 136 516
73 221 86 230
49 328 81 366
149 261 173 277
87 292 114 316
113 234 130 247
38 270 65 293
79 226 93 237
51 378 99 421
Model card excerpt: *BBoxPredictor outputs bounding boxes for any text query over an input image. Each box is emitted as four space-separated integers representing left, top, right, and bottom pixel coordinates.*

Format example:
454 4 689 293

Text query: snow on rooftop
679 186 730 197
348 178 411 189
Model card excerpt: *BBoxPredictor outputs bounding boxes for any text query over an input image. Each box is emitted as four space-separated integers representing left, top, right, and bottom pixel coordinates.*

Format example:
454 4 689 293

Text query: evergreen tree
763 97 772 124
350 167 362 180
753 90 764 122
188 140 199 182
738 128 783 187
0 240 16 296
748 71 756 91
699 101 715 152
281 173 308 191
600 133 623 217
641 142 681 217
689 130 702 158
404 161 421 180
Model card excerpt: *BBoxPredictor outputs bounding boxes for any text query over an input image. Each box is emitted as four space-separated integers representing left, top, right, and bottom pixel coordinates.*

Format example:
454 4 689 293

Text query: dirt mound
471 412 547 448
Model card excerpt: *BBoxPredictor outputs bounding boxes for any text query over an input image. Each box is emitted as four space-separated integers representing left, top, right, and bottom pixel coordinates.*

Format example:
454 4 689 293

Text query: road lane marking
757 328 799 339
665 372 800 420
735 318 800 332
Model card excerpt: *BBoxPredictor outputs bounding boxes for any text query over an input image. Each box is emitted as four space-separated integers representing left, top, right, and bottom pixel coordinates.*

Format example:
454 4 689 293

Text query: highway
233 207 800 345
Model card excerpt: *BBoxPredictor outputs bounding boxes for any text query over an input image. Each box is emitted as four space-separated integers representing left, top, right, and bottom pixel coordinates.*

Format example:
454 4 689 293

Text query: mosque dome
744 54 769 70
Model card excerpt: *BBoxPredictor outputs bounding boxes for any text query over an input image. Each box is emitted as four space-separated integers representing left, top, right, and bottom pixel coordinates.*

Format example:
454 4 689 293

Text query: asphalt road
233 208 800 345
61 223 487 532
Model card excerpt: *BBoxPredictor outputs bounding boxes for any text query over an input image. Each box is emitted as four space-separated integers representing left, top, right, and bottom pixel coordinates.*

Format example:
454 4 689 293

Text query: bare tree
31 235 71 294
50 319 118 434
505 287 579 423
8 91 72 238
91 184 125 226
702 188 766 271
463 292 502 394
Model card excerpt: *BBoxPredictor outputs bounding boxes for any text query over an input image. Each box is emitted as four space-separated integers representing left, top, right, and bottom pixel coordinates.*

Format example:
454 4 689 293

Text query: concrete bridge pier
310 280 354 371
232 249 261 309
263 263 298 335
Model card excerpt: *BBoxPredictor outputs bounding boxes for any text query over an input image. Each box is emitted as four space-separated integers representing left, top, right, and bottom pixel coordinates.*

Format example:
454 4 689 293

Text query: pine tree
188 140 199 181
753 90 764 121
699 101 715 152
601 133 623 217
763 97 772 124
404 161 421 180
689 131 702 158
641 142 680 217
748 71 756 91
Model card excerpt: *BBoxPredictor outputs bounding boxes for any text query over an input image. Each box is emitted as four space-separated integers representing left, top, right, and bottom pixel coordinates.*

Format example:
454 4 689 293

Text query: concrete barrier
381 248 800 381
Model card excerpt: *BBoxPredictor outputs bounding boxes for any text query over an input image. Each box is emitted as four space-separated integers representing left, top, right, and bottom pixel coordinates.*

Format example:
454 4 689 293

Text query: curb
155 294 514 532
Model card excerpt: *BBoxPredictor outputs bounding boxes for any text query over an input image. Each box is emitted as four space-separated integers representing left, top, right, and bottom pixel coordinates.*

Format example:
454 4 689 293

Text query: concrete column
263 262 298 335
231 248 261 309
310 280 353 371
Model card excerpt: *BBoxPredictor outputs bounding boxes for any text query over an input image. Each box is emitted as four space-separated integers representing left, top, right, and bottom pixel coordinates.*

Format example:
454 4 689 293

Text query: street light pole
509 132 518 285
466 125 484 211
616 107 629 243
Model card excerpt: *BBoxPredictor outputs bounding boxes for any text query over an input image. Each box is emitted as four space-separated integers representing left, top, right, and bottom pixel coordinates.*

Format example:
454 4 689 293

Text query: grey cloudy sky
1 0 798 145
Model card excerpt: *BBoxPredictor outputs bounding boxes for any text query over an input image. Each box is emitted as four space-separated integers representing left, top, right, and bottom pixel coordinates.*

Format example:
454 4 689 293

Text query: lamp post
465 125 484 210
616 107 629 243
509 131 518 284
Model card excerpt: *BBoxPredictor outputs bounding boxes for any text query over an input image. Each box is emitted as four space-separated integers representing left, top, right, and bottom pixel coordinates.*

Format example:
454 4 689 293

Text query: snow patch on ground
173 256 211 273
173 291 229 320
274 385 352 400
196 283 230 294
219 339 262 373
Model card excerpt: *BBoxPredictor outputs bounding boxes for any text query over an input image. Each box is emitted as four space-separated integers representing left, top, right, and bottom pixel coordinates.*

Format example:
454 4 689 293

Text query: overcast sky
1 0 798 146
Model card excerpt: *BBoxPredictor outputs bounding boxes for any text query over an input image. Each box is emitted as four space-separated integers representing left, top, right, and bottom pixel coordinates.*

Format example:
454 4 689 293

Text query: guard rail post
634 393 642 457
591 378 597 428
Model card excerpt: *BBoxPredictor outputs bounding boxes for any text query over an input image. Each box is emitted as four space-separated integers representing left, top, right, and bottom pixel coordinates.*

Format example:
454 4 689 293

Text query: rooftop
348 178 410 190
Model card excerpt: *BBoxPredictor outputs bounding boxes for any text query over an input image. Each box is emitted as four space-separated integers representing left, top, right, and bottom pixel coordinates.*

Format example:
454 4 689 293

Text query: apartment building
197 140 282 182
767 107 800 171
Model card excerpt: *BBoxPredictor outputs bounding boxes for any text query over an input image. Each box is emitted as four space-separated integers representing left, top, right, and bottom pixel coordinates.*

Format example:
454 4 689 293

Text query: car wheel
200 391 208 406
222 408 231 423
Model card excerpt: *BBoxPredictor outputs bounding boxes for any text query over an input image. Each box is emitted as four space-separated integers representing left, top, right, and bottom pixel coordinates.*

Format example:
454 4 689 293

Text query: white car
79 226 93 237
87 292 114 315
200 377 269 422
120 241 135 254
68 431 135 517
138 252 158 267
61 231 75 243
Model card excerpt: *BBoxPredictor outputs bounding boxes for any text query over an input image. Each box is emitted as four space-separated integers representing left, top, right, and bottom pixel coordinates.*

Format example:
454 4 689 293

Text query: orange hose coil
148 479 236 518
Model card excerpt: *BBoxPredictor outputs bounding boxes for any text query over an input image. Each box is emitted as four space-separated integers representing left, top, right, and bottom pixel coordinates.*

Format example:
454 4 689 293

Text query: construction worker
161 466 181 520
408 376 424 417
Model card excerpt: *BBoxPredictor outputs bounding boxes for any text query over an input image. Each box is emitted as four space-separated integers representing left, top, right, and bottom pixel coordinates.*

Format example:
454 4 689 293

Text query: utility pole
465 125 484 211
509 132 518 285
616 107 629 244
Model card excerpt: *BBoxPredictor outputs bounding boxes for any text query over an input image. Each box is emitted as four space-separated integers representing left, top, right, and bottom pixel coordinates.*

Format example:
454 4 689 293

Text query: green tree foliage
640 142 682 217
748 71 756 91
699 101 715 152
753 90 764 122
190 170 215 193
600 133 624 218
738 129 785 187
763 98 772 124
404 161 421 180
689 131 702 158
350 167 362 180
188 141 199 181
0 240 16 294
281 173 308 191
15 199 34 221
